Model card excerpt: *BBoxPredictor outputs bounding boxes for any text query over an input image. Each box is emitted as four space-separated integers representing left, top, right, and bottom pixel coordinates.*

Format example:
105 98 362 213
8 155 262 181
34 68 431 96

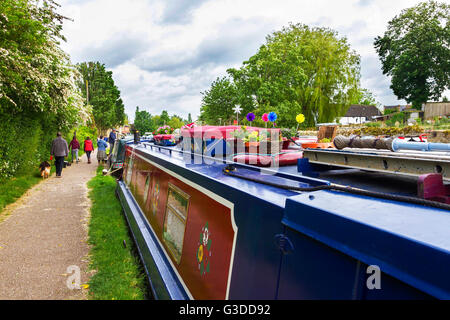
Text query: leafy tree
134 106 153 134
187 113 192 123
159 110 170 125
167 115 185 129
351 88 379 106
0 0 88 177
374 1 450 109
201 23 362 128
199 77 239 125
76 61 125 134
0 0 86 126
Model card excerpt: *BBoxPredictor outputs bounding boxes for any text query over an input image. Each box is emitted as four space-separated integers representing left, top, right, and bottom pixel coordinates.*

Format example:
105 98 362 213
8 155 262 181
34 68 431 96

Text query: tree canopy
133 107 186 134
374 0 450 109
199 77 239 125
0 0 87 127
134 107 153 134
0 0 88 178
201 23 363 128
76 61 125 133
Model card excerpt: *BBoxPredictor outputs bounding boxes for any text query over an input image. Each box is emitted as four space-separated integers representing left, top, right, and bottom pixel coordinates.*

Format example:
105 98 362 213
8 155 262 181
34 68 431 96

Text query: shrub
0 113 52 180
66 126 98 151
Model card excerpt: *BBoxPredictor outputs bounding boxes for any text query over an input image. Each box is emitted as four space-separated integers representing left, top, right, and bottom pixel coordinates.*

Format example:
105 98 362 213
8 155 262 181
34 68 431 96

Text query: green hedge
0 113 54 180
0 112 97 180
66 126 98 154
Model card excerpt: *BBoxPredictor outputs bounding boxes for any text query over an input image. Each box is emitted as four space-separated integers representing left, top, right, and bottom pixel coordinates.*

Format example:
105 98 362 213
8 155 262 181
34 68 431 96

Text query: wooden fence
424 102 450 119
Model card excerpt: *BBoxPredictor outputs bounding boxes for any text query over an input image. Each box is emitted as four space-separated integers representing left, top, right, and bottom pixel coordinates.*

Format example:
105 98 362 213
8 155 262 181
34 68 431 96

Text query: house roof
344 105 381 118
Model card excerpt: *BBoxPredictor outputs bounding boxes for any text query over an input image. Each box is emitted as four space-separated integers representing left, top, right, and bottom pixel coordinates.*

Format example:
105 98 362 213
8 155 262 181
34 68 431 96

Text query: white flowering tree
0 0 90 178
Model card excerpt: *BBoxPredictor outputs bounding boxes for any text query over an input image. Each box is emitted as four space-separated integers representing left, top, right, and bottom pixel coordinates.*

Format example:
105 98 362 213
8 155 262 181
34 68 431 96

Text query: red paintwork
233 150 303 167
123 149 235 299
181 125 281 140
417 173 450 204
154 134 174 141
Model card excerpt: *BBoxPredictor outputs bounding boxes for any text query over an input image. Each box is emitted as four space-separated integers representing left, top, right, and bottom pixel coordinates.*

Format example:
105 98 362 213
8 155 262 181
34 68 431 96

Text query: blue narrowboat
116 125 450 300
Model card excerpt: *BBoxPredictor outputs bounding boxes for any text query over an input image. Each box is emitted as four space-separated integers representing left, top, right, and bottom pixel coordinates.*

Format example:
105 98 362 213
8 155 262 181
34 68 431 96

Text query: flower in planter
156 125 174 135
247 130 259 142
262 113 269 122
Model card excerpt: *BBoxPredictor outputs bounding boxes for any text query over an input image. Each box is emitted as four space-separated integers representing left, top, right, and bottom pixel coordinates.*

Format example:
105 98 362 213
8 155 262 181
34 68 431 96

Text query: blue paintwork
117 142 450 300
392 138 450 152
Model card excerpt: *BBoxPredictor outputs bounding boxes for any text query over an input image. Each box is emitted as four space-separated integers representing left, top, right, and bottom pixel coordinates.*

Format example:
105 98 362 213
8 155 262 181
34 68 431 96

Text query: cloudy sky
59 0 432 121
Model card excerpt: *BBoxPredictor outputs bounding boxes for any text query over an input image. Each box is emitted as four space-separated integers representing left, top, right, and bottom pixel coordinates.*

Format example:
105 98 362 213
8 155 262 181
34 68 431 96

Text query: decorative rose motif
197 222 211 275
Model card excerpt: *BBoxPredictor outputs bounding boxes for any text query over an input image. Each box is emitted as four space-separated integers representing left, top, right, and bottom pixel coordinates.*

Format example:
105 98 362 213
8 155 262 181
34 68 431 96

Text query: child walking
69 135 80 163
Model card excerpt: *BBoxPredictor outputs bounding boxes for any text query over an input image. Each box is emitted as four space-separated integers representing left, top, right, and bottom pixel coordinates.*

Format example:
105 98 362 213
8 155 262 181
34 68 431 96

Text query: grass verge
0 167 55 219
87 165 148 300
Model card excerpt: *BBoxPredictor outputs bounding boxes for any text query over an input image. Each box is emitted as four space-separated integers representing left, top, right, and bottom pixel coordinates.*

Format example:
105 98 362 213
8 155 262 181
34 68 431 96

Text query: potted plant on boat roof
154 125 176 146
259 127 284 153
156 125 174 135
243 130 260 149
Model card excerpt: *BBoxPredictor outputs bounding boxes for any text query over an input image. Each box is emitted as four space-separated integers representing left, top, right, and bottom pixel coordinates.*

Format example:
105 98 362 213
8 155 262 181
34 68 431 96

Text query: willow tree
227 23 361 128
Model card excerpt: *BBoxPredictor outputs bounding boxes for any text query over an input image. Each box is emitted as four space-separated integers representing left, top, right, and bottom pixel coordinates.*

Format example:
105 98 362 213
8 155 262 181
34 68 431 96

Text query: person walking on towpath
50 132 69 178
69 135 80 164
83 137 94 164
97 136 108 164
108 129 116 155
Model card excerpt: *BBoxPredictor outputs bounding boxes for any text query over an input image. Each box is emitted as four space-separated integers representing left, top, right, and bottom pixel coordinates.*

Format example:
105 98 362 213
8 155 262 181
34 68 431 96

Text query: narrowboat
115 125 450 300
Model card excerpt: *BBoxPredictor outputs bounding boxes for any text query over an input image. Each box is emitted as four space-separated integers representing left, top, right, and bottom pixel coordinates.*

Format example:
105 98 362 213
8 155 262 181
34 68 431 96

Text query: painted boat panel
118 142 450 300
123 151 236 299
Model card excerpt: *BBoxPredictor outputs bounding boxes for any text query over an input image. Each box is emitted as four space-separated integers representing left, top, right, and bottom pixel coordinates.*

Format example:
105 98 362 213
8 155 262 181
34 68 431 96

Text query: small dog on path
39 161 51 179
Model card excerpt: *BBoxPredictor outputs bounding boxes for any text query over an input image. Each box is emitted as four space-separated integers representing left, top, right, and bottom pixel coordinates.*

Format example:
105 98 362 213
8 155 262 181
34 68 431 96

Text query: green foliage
374 1 450 109
383 108 396 115
201 23 363 128
351 125 424 136
0 0 89 179
199 77 239 125
386 112 407 127
0 112 52 179
365 122 382 128
66 125 98 155
134 107 154 134
0 166 55 215
76 62 125 133
134 107 185 133
0 0 86 125
351 88 379 106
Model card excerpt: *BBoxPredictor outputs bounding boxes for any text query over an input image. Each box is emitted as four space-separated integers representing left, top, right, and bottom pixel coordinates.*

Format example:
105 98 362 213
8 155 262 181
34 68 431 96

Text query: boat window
163 183 190 264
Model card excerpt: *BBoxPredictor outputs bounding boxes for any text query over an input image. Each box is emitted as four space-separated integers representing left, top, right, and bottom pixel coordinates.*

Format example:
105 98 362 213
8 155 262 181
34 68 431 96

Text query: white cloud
59 0 434 122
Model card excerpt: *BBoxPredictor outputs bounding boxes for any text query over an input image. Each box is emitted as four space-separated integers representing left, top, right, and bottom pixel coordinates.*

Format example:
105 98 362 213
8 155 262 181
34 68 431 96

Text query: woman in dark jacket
69 135 80 163
83 137 94 164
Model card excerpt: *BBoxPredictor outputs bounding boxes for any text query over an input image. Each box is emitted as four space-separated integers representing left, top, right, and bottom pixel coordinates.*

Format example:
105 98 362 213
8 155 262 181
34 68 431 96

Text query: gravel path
0 153 98 300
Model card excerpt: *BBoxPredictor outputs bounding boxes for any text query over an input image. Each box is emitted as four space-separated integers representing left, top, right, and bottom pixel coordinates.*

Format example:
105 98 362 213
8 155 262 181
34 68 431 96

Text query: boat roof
126 142 450 250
